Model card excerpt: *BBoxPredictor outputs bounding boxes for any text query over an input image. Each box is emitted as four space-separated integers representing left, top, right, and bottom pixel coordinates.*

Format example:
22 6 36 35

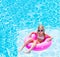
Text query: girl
19 25 52 53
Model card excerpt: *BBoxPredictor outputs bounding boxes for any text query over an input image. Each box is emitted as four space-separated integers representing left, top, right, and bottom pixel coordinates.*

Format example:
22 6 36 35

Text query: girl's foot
24 50 31 53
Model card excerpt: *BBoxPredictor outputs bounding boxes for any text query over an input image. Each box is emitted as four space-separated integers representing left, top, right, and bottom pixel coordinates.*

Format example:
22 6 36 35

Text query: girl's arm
45 37 52 42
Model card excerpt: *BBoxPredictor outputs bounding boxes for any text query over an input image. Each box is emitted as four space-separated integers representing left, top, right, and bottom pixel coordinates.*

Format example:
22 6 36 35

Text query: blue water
0 0 60 57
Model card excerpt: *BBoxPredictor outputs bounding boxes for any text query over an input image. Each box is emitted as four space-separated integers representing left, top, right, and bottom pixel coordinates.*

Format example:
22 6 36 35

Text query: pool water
0 0 60 57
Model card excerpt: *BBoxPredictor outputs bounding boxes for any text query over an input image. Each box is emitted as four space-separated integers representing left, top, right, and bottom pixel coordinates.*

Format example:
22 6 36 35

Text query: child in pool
19 25 52 53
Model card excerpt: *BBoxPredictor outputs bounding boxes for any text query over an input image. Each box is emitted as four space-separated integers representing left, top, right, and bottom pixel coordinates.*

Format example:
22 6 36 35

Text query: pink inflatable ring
25 32 52 51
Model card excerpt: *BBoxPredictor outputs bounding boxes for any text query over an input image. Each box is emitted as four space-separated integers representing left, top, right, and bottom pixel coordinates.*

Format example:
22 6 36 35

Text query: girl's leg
24 40 37 53
19 38 33 52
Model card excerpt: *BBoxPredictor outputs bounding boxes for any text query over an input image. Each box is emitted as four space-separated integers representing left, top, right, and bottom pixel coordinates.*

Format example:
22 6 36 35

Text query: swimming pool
0 0 60 57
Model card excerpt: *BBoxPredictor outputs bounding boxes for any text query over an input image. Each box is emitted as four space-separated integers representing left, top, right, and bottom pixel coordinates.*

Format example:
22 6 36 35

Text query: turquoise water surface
0 0 60 57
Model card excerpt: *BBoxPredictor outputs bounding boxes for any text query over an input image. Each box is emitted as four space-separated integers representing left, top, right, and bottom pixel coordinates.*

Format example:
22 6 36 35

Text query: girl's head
37 25 45 36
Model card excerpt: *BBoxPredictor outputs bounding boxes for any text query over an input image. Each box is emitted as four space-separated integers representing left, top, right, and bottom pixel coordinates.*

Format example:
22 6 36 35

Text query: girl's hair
38 25 44 30
38 25 45 36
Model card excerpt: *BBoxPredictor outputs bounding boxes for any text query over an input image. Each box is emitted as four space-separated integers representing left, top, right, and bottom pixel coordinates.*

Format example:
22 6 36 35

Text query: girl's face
37 26 44 36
